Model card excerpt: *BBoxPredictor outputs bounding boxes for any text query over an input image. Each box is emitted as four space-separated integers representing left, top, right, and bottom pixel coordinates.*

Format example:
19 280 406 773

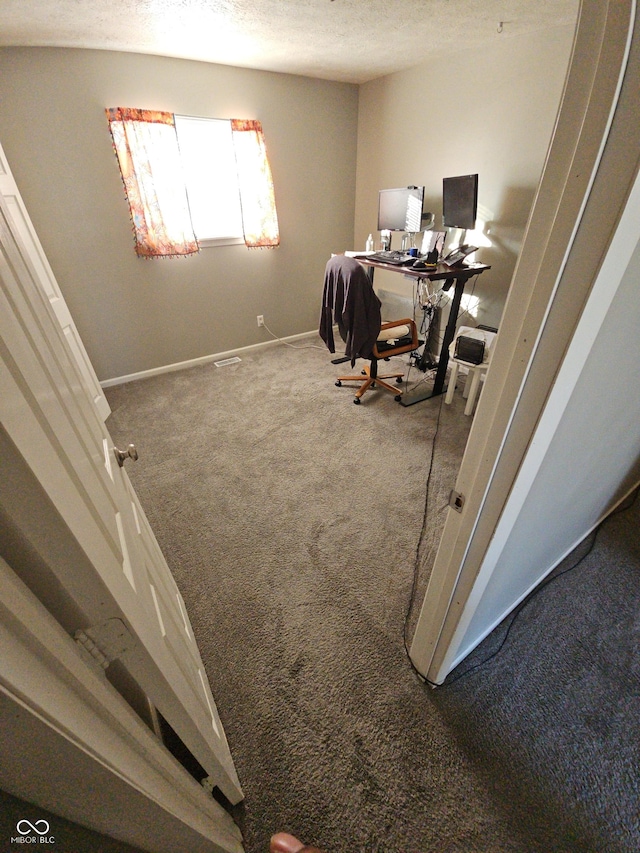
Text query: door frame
410 0 639 683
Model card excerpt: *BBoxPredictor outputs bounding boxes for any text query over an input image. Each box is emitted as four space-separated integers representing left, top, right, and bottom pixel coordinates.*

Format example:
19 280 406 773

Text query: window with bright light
174 115 244 246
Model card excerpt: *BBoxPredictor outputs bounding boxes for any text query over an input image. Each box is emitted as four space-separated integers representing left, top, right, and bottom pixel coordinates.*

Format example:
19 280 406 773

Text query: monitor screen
377 186 425 232
442 174 478 230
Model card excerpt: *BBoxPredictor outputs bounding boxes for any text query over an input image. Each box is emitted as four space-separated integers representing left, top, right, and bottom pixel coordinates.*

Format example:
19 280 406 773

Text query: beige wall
0 48 358 381
0 28 575 381
355 24 577 330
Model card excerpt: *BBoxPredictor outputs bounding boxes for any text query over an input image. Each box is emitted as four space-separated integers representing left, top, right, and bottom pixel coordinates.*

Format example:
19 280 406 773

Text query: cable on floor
401 390 444 673
261 318 326 350
406 483 640 689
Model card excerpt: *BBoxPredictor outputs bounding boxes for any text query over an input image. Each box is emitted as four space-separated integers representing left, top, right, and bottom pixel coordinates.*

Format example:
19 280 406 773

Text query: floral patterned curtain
106 107 199 258
231 119 280 248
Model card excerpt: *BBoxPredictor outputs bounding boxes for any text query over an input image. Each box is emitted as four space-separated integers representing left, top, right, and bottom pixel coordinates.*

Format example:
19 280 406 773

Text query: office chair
444 325 497 415
334 319 418 404
319 255 418 404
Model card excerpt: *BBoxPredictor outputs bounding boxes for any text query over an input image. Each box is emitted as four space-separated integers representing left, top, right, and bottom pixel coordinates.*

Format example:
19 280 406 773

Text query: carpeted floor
103 336 639 853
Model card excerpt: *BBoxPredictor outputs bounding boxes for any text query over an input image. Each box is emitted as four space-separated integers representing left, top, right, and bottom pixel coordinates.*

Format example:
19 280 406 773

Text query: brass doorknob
113 444 139 467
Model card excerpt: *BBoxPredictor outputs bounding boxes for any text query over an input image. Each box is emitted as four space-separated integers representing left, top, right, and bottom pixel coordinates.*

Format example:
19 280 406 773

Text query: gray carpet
104 336 639 853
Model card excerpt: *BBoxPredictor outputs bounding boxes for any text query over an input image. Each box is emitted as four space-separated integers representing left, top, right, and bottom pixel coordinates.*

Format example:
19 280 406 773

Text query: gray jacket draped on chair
319 255 381 366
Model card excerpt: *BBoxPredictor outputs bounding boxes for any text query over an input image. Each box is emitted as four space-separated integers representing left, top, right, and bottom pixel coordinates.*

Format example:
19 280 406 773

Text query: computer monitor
377 186 425 232
442 174 478 230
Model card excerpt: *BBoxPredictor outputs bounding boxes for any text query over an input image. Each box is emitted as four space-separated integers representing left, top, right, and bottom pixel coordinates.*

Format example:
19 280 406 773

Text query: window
174 115 244 246
107 108 279 257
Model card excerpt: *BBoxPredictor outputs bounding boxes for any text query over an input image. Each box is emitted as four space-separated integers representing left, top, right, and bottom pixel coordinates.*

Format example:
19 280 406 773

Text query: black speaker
454 335 485 364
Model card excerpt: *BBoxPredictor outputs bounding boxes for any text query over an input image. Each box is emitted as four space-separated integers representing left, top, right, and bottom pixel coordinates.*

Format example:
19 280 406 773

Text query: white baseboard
100 329 319 388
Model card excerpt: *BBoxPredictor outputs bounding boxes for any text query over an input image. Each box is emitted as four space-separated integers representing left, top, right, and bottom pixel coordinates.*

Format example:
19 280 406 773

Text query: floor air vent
214 357 241 367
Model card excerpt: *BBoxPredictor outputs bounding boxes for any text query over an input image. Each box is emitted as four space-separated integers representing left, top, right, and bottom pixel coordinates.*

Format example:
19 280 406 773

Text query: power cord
260 318 326 351
407 282 441 376
402 391 444 676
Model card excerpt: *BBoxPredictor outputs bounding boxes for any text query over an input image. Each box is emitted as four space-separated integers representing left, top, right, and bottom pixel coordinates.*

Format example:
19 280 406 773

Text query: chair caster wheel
395 394 402 402
353 397 361 404
395 377 403 384
335 380 342 387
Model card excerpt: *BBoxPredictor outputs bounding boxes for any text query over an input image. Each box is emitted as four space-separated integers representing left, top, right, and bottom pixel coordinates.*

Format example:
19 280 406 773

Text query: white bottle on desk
366 234 374 252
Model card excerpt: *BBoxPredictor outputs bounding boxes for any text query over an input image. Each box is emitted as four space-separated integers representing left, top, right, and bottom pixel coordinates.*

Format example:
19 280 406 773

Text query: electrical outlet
257 315 264 327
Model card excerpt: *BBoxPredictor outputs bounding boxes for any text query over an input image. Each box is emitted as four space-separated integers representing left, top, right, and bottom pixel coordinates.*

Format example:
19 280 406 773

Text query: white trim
463 154 640 600
409 0 639 685
199 237 245 248
467 0 636 540
101 329 318 387
434 62 640 682
460 0 636 598
447 479 640 672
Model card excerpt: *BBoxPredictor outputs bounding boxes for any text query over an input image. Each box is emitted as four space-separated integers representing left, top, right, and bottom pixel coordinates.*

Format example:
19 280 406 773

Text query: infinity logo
16 820 50 835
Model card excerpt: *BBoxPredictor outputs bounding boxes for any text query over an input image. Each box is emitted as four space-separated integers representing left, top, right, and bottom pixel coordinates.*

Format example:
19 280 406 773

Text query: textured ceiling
0 0 579 84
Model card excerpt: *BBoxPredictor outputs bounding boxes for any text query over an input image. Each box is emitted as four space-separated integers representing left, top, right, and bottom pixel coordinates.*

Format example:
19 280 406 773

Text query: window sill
199 236 245 248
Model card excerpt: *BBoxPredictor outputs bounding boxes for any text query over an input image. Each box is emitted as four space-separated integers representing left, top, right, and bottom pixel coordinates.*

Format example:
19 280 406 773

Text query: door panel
0 187 242 804
0 141 110 420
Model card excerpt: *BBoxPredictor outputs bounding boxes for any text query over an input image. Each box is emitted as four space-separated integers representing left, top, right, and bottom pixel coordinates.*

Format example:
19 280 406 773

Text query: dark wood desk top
355 256 490 281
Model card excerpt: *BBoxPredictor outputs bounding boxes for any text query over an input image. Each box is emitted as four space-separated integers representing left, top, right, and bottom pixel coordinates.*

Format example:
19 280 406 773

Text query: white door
0 189 243 806
0 141 110 420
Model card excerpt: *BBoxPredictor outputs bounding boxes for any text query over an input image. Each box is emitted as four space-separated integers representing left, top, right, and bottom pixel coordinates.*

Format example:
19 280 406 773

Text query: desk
355 257 490 406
